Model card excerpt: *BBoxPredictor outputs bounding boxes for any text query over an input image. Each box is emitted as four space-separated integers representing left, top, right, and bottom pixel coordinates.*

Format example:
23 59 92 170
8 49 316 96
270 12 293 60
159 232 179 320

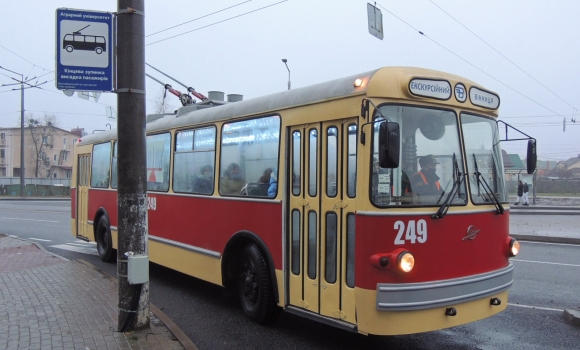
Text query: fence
0 177 71 186
506 179 580 195
0 177 71 197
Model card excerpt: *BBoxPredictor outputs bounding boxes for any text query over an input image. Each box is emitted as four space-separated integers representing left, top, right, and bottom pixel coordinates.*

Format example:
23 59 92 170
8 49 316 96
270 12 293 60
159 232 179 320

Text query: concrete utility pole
116 0 149 331
0 66 46 196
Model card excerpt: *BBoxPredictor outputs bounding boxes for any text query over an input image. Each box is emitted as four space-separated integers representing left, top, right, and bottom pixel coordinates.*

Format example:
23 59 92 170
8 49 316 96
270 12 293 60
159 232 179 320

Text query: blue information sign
55 8 114 92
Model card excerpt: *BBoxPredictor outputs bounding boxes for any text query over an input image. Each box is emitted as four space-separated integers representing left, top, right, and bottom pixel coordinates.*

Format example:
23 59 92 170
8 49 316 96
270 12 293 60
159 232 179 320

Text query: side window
326 126 338 197
220 116 280 197
111 142 118 189
308 129 318 197
173 127 216 194
347 124 357 198
146 133 171 192
91 142 111 188
292 131 301 196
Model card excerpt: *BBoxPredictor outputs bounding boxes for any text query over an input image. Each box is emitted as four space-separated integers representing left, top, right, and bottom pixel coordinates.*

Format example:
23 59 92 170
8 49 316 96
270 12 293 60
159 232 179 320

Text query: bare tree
152 86 176 114
27 113 58 178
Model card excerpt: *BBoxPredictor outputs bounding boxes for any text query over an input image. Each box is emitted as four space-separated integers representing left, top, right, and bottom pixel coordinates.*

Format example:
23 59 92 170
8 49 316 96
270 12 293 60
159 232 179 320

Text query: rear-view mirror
378 122 400 168
526 139 537 174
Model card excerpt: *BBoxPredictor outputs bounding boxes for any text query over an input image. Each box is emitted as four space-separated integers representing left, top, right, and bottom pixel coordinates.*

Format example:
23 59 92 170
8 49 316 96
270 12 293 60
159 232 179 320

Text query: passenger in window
259 168 273 184
268 168 278 197
410 155 442 198
220 163 246 194
194 165 214 194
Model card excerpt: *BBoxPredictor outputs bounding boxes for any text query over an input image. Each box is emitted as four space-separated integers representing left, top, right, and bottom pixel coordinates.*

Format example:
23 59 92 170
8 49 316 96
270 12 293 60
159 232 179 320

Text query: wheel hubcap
242 261 258 305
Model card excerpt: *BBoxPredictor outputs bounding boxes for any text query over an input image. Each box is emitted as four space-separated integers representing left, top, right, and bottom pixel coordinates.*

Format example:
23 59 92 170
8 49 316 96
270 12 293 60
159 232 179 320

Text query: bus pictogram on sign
63 25 106 54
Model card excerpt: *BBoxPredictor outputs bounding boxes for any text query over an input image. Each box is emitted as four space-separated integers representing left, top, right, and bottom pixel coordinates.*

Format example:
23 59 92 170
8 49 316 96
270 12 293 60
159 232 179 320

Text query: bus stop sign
55 8 114 92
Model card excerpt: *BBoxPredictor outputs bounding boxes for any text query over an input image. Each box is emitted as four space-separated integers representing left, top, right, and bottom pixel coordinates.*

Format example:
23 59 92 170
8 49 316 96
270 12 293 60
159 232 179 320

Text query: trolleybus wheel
95 47 103 54
238 243 278 324
96 216 115 262
65 45 73 53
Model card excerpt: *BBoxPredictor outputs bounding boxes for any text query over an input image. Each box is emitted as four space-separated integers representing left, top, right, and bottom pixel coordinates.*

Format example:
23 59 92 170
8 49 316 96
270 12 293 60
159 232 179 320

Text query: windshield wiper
432 153 465 219
472 153 504 214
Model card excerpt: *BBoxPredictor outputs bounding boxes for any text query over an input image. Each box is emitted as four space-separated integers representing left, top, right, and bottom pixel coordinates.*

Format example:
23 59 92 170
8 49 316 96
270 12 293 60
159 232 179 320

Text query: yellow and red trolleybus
71 66 531 335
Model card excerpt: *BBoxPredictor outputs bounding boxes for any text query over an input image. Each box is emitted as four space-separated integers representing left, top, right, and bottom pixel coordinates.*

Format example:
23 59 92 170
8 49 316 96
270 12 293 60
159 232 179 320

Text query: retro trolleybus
71 66 534 335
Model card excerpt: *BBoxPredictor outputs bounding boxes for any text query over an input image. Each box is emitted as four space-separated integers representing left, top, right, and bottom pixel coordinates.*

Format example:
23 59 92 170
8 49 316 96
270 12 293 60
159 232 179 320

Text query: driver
410 155 442 197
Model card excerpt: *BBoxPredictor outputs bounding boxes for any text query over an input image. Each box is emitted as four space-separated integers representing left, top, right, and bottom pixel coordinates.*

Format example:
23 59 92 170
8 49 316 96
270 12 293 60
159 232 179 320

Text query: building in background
0 126 82 179
553 155 580 179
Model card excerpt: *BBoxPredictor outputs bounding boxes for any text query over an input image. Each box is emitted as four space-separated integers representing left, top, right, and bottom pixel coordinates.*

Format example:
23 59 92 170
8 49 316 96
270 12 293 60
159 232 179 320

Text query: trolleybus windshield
371 105 467 207
461 113 508 204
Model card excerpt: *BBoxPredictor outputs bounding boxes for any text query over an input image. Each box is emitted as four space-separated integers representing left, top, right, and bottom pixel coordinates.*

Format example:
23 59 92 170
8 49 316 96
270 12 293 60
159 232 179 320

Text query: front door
288 118 357 323
76 154 91 239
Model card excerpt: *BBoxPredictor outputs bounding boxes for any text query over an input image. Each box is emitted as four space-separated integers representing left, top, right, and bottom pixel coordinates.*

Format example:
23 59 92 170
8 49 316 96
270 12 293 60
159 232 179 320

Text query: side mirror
379 122 400 168
526 139 537 174
361 99 369 119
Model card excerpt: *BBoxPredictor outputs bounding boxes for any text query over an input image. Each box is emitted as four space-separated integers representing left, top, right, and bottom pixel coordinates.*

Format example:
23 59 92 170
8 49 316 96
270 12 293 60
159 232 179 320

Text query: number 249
394 220 427 245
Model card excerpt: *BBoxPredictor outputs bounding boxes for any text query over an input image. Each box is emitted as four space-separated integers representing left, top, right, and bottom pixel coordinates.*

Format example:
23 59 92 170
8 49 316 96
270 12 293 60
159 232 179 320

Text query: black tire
238 243 279 324
96 216 115 262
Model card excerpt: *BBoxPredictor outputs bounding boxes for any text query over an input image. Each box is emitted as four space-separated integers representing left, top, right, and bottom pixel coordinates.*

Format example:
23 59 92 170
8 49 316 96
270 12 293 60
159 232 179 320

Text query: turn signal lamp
508 237 520 257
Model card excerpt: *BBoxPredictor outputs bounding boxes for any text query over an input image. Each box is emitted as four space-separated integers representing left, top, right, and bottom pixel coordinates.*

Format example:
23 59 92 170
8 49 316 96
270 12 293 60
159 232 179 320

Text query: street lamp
282 59 291 90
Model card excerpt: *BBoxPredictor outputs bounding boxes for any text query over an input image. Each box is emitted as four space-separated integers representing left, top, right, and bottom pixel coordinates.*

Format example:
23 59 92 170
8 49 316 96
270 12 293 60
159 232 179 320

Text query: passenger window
91 142 111 188
219 116 280 196
111 142 118 189
173 127 216 194
146 133 171 192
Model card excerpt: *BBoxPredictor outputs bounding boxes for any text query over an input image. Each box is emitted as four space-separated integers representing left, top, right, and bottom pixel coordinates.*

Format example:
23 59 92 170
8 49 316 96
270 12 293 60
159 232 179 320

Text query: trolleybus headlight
354 78 363 87
397 251 415 273
508 237 520 257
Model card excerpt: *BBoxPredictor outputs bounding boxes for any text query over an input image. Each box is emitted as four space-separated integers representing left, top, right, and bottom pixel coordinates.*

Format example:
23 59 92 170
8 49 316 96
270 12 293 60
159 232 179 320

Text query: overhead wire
146 0 253 37
429 0 578 112
376 2 565 119
0 44 53 78
146 0 288 46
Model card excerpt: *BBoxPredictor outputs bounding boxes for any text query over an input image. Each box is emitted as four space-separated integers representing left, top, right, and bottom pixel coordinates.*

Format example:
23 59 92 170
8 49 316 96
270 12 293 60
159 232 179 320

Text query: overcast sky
1 0 578 161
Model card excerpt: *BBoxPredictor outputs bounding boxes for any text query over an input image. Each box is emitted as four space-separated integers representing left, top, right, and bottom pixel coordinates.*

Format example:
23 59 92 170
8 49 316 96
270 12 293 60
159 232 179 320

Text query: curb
510 210 580 216
510 234 580 245
563 308 580 328
7 234 70 261
0 197 70 201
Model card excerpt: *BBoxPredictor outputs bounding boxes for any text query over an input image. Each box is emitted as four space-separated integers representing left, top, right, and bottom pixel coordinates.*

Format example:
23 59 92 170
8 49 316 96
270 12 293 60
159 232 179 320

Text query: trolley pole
116 0 149 331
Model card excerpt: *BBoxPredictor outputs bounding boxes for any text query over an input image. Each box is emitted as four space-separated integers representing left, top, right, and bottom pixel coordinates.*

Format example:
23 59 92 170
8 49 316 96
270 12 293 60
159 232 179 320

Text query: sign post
115 0 150 332
55 5 149 332
55 8 114 92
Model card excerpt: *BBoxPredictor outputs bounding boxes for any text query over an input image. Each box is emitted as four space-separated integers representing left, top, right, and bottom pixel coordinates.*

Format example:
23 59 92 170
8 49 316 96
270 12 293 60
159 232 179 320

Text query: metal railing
0 177 71 186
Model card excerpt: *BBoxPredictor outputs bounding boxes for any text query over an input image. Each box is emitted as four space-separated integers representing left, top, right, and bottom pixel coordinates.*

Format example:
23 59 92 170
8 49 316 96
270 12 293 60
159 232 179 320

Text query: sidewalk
0 234 196 350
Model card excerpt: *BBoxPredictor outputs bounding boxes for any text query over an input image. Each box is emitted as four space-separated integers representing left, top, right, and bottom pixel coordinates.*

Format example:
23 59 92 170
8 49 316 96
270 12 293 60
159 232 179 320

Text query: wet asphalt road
1 200 579 349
